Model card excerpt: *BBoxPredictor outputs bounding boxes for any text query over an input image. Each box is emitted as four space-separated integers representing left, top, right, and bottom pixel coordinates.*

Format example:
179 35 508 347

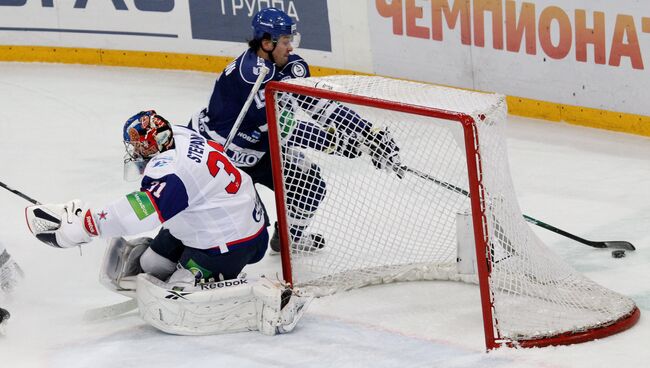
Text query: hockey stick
403 165 636 251
0 181 40 204
223 65 270 151
83 298 138 322
519 215 635 250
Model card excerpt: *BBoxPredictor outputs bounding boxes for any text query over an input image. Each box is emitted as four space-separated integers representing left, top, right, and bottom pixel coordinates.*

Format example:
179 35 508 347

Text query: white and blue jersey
95 125 265 252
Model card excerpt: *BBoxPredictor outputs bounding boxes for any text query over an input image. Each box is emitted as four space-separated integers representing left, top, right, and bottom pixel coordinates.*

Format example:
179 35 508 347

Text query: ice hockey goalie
100 237 312 336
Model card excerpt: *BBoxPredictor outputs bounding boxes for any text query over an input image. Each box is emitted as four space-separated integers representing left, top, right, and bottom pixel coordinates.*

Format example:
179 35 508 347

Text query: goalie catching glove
362 127 405 178
25 199 99 248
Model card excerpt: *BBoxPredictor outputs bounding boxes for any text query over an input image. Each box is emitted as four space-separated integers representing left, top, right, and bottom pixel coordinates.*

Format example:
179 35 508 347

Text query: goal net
263 76 638 349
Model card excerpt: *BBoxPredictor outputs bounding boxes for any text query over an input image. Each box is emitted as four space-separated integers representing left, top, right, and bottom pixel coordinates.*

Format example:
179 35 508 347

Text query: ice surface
0 63 648 368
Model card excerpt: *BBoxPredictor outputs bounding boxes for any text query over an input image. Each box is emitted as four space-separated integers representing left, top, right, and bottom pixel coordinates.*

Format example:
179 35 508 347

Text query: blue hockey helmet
251 7 297 42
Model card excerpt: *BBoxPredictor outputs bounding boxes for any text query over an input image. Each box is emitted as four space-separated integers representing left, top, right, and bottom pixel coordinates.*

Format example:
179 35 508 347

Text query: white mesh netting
268 76 637 346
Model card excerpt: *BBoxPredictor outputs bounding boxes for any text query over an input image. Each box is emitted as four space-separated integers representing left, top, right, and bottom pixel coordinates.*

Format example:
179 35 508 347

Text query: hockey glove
25 199 99 248
325 127 363 158
363 127 405 178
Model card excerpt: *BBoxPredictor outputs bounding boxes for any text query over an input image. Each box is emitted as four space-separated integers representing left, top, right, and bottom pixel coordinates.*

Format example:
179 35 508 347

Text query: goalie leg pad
136 273 258 336
135 275 312 336
100 237 151 298
253 277 313 335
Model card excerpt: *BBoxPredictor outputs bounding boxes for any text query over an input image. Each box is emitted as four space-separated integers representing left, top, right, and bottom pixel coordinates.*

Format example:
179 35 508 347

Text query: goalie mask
122 110 173 181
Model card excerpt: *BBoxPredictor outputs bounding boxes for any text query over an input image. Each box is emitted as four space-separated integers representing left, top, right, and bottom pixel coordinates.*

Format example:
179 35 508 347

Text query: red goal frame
264 80 639 350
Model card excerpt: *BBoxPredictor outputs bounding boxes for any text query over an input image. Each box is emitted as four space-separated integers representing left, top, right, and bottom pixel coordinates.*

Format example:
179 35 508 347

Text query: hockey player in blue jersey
189 7 405 252
25 110 312 335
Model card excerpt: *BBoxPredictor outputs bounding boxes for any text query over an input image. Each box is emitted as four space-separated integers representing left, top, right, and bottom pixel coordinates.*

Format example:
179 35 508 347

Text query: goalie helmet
122 110 173 181
251 7 298 42
123 110 173 160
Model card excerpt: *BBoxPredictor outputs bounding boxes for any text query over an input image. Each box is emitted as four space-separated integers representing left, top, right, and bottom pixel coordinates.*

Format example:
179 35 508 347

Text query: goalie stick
0 180 40 205
402 165 636 251
83 299 138 322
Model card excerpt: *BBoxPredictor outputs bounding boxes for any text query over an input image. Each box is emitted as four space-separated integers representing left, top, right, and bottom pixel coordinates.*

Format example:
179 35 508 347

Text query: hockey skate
0 250 24 294
269 223 325 253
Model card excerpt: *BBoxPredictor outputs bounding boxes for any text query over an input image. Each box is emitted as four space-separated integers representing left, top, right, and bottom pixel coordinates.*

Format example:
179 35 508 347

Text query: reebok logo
199 279 248 290
83 209 98 236
165 290 191 300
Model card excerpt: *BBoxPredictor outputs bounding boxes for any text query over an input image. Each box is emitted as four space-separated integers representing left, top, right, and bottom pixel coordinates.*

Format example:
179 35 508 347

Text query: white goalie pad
100 237 150 298
136 274 313 336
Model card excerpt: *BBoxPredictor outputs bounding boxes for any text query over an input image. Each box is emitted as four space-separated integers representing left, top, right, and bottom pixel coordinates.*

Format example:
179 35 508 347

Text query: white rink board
0 1 371 72
368 0 650 116
0 1 649 117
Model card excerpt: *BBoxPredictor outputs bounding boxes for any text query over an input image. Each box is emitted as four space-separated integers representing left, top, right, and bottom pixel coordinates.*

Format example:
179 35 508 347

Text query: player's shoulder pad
143 149 177 179
280 54 310 79
239 49 276 85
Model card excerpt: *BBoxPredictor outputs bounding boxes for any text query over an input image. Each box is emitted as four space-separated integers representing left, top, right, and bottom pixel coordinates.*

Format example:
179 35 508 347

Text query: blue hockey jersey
194 48 310 167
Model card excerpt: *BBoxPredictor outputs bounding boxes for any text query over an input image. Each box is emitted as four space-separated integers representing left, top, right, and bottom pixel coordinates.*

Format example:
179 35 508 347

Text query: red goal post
263 76 639 350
